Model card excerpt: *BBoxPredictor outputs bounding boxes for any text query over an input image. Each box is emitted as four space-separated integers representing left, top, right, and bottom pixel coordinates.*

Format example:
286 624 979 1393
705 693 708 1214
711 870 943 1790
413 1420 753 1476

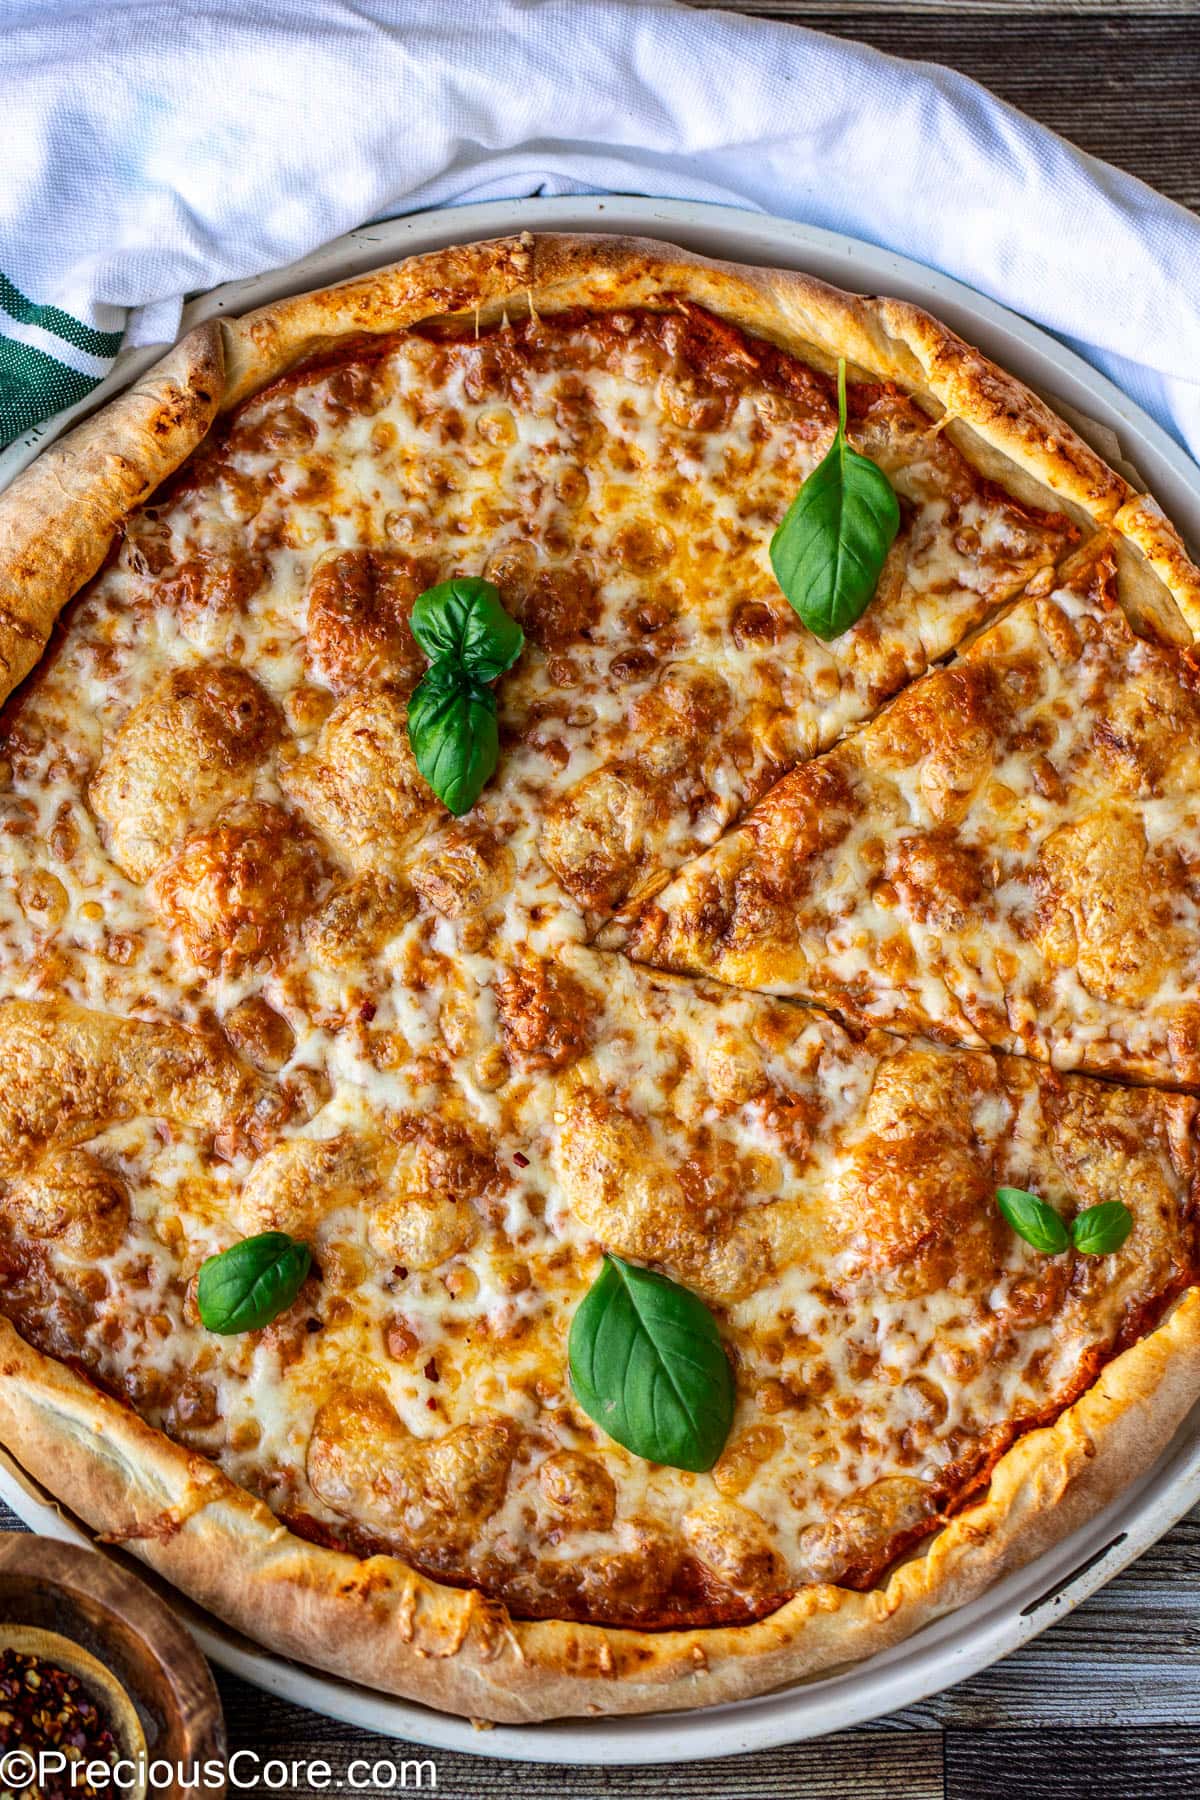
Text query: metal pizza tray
2 195 1199 1764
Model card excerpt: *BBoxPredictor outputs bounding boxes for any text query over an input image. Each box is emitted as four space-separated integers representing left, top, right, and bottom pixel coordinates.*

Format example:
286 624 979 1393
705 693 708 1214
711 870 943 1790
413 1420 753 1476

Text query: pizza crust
1 1292 1197 1722
2 232 1200 1721
0 324 224 707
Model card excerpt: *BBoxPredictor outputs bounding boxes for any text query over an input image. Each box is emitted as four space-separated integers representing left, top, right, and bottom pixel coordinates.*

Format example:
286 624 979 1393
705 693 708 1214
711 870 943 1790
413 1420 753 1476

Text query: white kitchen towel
2 0 1199 457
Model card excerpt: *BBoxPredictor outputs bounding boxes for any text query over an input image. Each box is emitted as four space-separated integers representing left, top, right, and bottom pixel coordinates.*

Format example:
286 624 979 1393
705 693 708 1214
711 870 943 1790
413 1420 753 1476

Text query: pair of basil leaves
407 365 888 801
771 358 900 640
406 577 525 815
996 1188 1134 1257
195 1228 730 1470
569 1179 1137 1471
196 1233 734 1475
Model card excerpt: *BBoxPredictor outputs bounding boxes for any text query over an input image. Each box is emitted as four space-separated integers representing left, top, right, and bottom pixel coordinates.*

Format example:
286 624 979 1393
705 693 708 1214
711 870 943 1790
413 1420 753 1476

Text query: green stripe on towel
0 337 100 448
0 273 124 357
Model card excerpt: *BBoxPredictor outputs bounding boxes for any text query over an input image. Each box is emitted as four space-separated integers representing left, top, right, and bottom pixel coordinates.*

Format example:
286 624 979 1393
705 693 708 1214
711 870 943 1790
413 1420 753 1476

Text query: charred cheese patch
279 690 440 871
0 1000 262 1160
0 305 1190 1635
304 549 429 695
89 664 283 882
305 1390 517 1562
153 800 332 974
4 1150 131 1260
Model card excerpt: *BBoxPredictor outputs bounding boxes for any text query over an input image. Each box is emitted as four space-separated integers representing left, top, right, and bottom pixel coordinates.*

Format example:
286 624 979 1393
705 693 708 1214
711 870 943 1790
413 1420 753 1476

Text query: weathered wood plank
685 7 1200 213
211 1689 944 1800
691 1 1197 14
887 1508 1200 1727
944 1729 1200 1799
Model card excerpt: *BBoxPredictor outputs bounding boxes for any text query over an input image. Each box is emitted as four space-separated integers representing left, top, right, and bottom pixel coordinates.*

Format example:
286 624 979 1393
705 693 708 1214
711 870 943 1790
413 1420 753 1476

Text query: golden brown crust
1112 492 1200 638
1 1291 1197 1722
0 324 224 706
3 232 1200 1720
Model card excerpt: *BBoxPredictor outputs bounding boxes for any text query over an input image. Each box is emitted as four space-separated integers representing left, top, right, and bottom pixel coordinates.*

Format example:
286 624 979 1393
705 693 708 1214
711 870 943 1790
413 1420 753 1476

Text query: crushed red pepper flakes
0 1648 119 1800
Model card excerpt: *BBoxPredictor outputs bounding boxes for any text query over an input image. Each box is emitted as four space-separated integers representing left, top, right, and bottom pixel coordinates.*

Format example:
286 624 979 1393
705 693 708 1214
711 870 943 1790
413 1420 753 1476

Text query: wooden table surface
5 2 1199 1795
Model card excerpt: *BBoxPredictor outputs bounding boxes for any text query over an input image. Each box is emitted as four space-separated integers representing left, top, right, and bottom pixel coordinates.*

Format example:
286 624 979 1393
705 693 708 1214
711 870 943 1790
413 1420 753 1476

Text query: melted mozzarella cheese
0 308 1181 1629
623 545 1200 1089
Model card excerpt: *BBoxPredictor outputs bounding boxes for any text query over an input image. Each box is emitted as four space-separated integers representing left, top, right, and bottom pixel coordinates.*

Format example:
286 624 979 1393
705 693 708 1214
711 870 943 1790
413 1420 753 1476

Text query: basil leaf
197 1231 311 1334
410 576 524 681
568 1254 735 1472
769 358 900 640
1072 1201 1134 1256
405 576 522 814
996 1187 1070 1255
407 659 499 816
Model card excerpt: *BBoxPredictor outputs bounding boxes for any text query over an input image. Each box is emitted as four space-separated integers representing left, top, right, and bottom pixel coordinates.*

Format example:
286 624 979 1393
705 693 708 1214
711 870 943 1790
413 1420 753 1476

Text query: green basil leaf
409 576 524 681
568 1254 735 1472
1071 1201 1134 1256
197 1231 311 1334
995 1187 1070 1255
407 660 499 816
769 358 900 640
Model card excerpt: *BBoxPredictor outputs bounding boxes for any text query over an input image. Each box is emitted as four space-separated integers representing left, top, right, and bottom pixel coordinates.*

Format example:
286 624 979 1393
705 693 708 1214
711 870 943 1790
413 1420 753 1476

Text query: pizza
0 233 1198 1724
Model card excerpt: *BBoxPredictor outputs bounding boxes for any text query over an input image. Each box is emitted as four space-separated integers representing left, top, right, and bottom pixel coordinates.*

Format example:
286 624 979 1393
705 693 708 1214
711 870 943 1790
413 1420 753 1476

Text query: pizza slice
616 536 1200 1087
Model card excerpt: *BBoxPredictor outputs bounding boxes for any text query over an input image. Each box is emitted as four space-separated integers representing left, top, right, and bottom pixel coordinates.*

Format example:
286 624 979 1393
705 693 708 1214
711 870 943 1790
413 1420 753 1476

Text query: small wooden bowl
0 1536 225 1799
0 1622 148 1796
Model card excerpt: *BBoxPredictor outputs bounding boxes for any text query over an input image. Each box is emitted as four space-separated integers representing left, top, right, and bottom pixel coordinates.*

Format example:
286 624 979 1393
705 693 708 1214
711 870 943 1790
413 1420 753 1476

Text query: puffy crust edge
0 324 225 706
1 1289 1198 1723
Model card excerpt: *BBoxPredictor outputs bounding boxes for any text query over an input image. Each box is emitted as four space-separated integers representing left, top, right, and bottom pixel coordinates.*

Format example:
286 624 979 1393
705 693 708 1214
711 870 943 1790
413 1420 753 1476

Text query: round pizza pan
2 194 1199 1763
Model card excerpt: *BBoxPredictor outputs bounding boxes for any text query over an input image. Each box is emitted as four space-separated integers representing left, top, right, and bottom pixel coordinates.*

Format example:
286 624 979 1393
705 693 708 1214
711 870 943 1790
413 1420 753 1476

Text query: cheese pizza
0 233 1198 1723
